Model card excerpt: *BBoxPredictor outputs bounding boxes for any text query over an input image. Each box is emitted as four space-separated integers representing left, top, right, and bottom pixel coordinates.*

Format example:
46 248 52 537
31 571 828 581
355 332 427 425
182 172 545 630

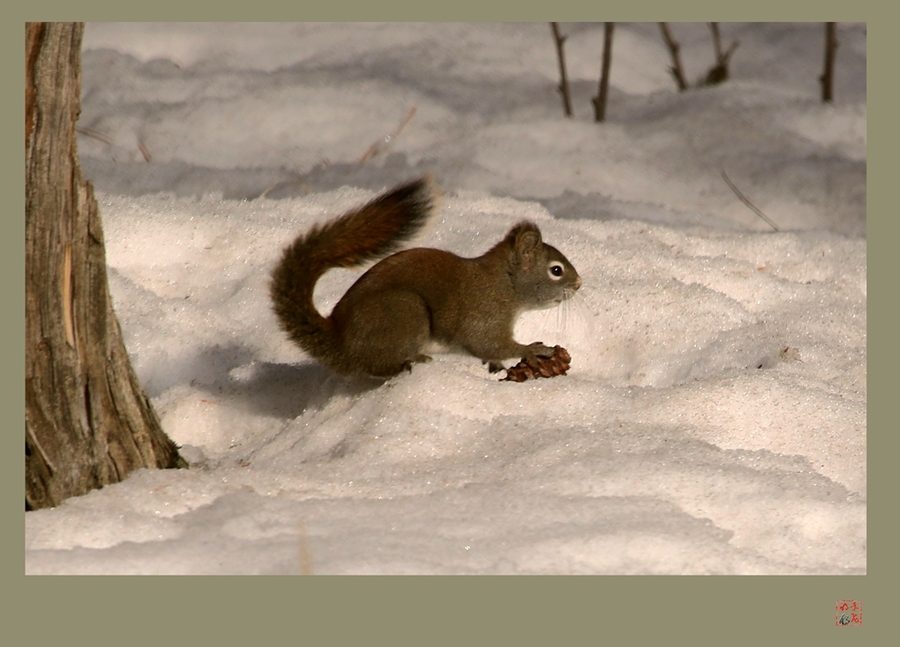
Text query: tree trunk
25 22 186 511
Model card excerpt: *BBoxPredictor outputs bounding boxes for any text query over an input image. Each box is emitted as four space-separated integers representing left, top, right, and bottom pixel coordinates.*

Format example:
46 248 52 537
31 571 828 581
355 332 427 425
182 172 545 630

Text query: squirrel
270 176 582 378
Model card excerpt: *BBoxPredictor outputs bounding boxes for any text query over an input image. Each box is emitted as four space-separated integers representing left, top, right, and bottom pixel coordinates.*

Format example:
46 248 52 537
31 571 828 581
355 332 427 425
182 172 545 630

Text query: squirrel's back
269 177 437 374
271 176 580 378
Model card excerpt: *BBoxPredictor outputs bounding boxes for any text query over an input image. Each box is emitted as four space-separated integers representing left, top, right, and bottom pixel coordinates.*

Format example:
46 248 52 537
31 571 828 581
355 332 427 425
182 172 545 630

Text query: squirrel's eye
548 262 565 280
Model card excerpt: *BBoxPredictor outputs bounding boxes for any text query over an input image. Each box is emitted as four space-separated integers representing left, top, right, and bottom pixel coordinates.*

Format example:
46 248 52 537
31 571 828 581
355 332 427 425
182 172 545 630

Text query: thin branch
710 22 724 61
820 22 838 102
359 106 417 162
592 22 615 123
138 140 152 162
75 126 114 146
550 22 574 117
659 23 688 91
721 169 779 232
704 23 739 86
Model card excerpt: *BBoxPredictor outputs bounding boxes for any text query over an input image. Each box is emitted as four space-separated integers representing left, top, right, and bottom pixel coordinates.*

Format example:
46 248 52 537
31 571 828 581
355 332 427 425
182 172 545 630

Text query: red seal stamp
835 600 862 626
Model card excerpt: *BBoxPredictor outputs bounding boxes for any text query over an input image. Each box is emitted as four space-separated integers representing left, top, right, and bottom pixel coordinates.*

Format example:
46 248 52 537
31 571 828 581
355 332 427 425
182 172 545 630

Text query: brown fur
270 177 581 378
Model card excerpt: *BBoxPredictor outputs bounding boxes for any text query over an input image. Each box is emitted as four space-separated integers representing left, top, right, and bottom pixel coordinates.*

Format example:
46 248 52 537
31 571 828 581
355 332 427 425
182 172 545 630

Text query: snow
25 22 866 575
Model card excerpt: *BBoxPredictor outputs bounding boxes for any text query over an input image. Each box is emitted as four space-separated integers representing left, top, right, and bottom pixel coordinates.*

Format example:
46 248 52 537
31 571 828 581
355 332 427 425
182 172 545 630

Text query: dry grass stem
721 169 779 231
75 127 114 146
359 106 418 163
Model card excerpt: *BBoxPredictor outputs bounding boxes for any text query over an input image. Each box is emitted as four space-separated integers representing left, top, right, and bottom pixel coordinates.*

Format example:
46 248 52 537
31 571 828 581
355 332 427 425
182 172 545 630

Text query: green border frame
10 5 890 645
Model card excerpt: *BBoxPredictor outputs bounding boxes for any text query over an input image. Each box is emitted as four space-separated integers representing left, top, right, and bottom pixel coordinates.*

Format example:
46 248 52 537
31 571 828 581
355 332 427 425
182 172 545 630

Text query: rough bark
25 22 186 511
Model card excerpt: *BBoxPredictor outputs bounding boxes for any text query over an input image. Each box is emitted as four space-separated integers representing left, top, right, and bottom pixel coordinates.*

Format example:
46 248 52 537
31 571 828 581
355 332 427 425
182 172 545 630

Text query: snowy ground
25 22 866 574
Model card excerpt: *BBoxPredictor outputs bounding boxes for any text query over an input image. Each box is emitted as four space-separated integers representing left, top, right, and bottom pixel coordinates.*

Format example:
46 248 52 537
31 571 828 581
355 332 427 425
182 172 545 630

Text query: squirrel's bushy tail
270 176 436 371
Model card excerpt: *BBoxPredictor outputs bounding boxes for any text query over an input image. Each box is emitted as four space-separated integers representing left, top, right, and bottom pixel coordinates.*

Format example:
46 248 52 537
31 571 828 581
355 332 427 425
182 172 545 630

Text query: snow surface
25 22 866 575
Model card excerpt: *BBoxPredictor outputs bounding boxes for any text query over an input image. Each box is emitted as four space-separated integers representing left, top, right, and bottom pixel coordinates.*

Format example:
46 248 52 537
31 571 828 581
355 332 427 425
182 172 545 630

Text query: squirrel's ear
513 223 543 269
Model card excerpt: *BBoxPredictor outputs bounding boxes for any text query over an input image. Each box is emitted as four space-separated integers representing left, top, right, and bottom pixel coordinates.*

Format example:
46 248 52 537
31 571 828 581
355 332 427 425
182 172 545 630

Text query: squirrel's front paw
525 342 555 360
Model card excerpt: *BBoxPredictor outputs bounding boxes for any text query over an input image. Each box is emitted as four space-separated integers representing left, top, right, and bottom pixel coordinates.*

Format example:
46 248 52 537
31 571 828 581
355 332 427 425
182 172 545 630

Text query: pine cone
502 346 571 382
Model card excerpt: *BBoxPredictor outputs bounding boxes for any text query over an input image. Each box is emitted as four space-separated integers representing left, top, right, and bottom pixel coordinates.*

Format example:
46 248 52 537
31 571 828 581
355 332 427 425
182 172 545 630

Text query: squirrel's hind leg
336 291 432 378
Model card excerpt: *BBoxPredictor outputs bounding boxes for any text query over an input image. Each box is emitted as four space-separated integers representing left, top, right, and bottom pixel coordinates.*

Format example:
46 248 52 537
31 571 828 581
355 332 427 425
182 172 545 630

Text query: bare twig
721 169 779 231
550 23 574 117
76 126 153 162
258 105 416 200
659 23 688 91
592 22 615 123
359 106 417 163
820 22 838 102
710 22 724 60
704 23 739 86
75 126 114 146
138 140 152 162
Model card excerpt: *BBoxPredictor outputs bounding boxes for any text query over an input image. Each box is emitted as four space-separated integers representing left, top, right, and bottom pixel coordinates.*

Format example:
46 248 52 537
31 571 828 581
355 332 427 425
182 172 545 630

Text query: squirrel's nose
573 275 582 290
